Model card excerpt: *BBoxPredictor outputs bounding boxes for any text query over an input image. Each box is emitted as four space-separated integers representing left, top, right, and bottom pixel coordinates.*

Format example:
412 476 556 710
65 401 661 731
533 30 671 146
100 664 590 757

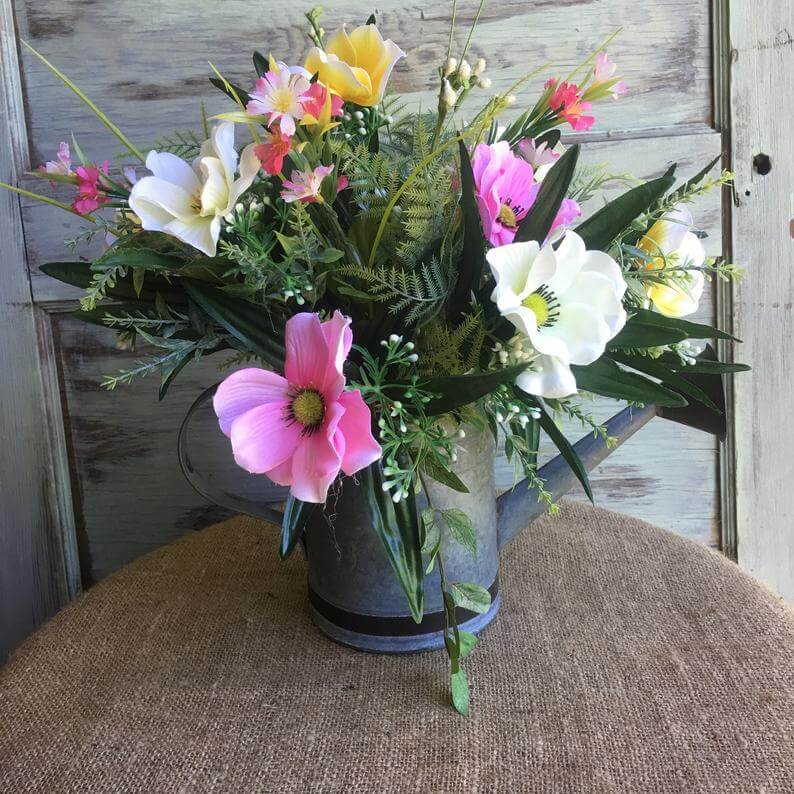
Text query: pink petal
337 390 381 476
288 402 345 503
320 311 352 400
229 401 301 474
213 368 290 437
263 457 293 487
284 313 329 390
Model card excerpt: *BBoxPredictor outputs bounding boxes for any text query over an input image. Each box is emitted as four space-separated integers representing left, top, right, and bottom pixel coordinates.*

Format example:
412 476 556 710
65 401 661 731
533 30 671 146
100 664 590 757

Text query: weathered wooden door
2 0 789 659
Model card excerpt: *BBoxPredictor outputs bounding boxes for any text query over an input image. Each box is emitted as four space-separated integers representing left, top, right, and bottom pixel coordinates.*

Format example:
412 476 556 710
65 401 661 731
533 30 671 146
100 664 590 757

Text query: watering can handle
496 404 658 550
177 383 286 526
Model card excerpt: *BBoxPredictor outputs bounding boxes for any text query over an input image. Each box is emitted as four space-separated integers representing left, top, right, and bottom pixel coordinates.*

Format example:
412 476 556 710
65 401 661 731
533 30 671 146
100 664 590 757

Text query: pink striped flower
213 311 381 504
471 141 539 247
280 163 335 204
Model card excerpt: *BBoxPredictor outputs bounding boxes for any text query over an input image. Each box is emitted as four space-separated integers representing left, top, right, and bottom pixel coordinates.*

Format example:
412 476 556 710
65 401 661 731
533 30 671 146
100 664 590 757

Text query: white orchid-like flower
129 122 259 256
638 205 705 317
487 230 628 398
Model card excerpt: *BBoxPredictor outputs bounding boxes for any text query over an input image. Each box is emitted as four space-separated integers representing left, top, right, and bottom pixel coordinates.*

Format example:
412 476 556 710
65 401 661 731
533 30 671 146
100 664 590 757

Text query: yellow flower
305 24 405 107
638 206 706 317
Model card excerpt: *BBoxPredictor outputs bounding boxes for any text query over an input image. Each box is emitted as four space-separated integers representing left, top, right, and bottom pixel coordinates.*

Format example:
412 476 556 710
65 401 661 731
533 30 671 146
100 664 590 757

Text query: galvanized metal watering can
179 382 720 653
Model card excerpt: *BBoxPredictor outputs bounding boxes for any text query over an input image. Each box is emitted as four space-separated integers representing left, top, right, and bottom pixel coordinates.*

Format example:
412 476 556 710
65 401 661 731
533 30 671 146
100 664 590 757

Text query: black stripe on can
307 577 499 637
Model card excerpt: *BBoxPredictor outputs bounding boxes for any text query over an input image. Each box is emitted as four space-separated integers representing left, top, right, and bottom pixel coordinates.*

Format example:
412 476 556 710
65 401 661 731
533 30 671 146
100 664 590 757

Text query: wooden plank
729 1 794 600
13 0 712 163
0 0 76 660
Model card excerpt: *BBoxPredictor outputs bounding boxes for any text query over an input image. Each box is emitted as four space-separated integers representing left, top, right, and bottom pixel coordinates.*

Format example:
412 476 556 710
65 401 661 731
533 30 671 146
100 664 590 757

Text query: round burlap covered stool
1 502 793 792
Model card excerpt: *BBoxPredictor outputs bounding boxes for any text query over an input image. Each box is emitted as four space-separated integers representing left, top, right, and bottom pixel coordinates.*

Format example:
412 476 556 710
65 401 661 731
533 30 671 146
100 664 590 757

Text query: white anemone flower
129 122 259 257
638 205 705 317
487 230 628 398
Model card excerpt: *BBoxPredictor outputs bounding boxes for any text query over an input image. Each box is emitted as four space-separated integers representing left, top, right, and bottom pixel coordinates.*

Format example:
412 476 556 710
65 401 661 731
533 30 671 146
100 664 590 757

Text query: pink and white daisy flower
247 69 311 137
213 311 382 503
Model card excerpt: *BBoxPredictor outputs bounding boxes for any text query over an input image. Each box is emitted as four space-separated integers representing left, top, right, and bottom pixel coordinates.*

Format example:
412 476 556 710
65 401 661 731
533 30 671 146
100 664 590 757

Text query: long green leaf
448 140 486 318
95 247 187 273
536 400 593 502
420 364 528 416
280 496 315 560
625 308 738 342
363 463 424 622
40 261 186 305
656 351 750 374
183 282 285 368
571 356 688 407
514 144 580 244
610 351 720 412
575 172 676 251
209 76 252 106
609 317 689 349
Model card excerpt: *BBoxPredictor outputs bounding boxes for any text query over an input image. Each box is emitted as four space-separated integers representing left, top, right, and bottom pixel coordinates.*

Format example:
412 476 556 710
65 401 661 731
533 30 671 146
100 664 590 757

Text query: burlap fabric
1 502 792 792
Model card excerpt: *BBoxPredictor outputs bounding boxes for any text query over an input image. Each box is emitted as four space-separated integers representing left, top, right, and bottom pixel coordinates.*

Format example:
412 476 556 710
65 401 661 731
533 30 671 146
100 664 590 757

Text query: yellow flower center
522 285 559 328
497 203 518 228
271 87 297 114
289 388 326 433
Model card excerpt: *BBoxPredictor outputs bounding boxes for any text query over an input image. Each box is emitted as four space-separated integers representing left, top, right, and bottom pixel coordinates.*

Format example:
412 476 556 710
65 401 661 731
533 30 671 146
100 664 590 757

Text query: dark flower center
287 387 326 435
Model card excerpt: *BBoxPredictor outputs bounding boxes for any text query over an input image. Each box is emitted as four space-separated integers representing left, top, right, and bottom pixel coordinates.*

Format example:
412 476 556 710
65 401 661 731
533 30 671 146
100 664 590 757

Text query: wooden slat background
730 0 794 600
11 0 723 582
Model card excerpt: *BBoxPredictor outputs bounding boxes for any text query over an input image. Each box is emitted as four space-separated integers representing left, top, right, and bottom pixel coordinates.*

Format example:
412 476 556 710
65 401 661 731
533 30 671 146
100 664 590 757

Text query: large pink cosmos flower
472 141 539 247
213 311 381 504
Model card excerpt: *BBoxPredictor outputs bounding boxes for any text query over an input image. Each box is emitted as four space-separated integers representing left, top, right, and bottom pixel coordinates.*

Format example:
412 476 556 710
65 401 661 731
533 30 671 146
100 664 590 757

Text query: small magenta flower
213 311 382 503
280 164 335 204
72 161 109 216
471 141 539 247
247 68 311 137
546 79 595 131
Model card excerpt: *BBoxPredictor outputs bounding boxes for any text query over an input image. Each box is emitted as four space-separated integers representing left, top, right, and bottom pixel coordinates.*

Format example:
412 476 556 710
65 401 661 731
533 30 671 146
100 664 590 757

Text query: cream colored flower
129 123 259 256
638 206 705 317
305 24 405 107
487 231 627 398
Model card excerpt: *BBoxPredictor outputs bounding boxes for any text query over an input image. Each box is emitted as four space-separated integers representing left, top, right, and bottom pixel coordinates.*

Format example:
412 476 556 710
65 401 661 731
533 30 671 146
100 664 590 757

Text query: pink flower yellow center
271 87 298 114
288 387 326 434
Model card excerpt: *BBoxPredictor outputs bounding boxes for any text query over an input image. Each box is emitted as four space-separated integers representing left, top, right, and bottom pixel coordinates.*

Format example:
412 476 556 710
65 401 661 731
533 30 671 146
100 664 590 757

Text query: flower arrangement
5 5 748 714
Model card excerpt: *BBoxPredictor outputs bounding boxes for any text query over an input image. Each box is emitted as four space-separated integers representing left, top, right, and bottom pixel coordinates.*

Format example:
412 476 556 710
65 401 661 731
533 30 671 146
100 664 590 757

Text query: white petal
227 143 260 209
164 216 218 256
561 271 627 338
198 157 230 215
580 250 627 297
144 151 200 194
546 231 586 295
487 240 540 303
208 122 239 185
129 175 196 225
516 354 578 399
543 302 612 365
677 231 706 269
